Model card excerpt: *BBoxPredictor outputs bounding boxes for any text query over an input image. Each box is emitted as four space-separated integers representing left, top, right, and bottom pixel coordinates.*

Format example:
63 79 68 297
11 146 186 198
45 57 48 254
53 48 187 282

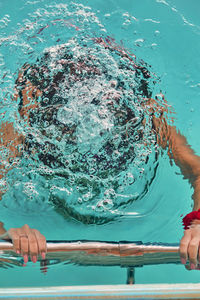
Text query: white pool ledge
0 283 200 299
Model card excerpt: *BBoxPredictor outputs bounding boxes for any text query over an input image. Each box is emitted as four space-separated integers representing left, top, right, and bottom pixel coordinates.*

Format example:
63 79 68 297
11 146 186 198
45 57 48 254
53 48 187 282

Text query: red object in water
182 209 200 230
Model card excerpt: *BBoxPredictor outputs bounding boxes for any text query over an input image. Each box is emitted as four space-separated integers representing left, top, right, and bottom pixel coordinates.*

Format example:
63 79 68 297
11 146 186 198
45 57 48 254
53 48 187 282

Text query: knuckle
21 246 28 254
29 239 36 246
189 241 198 248
12 237 19 243
38 236 46 243
30 248 38 255
179 249 186 257
28 239 38 252
38 242 46 251
28 233 36 240
180 241 188 248
9 228 16 235
29 246 38 255
37 238 44 244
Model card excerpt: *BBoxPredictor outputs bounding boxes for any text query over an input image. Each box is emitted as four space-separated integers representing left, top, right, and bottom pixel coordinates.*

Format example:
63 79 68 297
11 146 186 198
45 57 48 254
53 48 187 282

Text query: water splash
0 1 160 224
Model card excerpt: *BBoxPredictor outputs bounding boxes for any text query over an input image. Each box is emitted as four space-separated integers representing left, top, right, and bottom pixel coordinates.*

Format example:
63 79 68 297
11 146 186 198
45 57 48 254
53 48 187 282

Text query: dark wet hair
16 42 153 112
14 41 157 224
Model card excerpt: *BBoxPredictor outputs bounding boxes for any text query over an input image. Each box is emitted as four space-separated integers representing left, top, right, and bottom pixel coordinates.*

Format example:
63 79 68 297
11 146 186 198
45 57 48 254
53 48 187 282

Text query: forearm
152 112 200 210
191 177 200 210
158 123 200 210
0 121 24 199
168 127 200 180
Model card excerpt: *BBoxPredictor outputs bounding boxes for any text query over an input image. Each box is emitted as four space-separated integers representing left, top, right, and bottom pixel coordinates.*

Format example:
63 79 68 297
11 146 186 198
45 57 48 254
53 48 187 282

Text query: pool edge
1 283 200 299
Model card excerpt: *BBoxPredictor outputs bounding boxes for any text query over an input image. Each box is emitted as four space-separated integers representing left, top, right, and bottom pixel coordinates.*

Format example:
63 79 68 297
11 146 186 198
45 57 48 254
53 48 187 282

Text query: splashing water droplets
0 2 160 223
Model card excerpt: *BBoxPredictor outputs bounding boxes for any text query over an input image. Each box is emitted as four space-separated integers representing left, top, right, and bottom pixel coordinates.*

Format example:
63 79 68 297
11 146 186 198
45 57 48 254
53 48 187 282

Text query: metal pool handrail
0 240 180 267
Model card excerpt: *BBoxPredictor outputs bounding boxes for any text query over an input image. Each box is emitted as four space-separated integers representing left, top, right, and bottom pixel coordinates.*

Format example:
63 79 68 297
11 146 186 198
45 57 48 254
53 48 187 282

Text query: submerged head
15 38 157 223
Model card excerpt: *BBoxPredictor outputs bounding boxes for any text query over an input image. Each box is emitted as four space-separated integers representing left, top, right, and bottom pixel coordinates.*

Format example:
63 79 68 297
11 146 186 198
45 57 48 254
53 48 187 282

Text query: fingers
20 235 29 263
8 225 47 264
9 228 30 263
27 232 39 263
179 231 190 264
180 229 200 269
20 224 37 263
33 229 47 260
188 238 199 268
9 228 21 254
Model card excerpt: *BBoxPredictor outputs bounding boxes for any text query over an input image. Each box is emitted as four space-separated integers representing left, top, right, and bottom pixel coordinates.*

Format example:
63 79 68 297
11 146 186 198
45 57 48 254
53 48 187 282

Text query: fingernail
181 258 186 264
16 250 20 255
23 254 28 264
32 255 37 263
190 263 196 270
41 252 46 260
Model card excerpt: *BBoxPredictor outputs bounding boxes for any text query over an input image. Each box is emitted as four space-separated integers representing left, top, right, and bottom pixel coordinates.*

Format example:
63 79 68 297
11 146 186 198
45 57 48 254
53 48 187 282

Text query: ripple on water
0 2 164 224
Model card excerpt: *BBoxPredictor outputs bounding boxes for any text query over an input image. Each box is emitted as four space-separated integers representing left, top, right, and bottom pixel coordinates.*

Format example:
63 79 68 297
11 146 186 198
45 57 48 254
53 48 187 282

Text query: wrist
182 209 200 230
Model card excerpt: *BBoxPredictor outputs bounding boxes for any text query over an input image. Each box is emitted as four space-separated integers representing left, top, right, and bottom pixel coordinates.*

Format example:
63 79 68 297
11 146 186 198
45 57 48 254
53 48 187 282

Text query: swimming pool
0 0 200 291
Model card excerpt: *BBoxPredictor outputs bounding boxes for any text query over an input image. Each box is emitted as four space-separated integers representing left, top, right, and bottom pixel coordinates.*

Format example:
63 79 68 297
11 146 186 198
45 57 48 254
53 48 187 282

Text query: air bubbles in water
0 2 160 224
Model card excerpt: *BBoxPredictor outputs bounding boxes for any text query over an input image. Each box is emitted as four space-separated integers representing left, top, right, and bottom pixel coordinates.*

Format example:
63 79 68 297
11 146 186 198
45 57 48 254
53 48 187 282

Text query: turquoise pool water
0 0 200 287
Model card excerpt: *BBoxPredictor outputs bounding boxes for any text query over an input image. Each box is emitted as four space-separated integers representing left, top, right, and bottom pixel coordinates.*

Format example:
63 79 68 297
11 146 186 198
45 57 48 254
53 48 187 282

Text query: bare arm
145 97 200 269
0 121 47 263
0 64 42 195
0 121 24 199
145 97 200 210
0 66 46 263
